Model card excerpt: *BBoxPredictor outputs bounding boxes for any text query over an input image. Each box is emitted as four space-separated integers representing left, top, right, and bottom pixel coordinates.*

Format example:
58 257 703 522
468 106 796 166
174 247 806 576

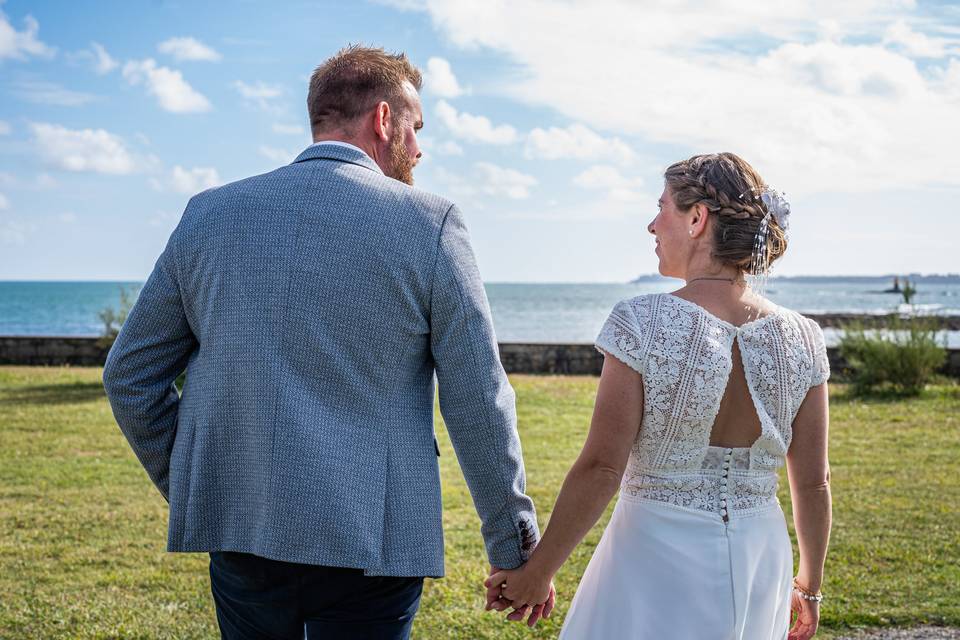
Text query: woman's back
672 289 778 449
595 292 829 517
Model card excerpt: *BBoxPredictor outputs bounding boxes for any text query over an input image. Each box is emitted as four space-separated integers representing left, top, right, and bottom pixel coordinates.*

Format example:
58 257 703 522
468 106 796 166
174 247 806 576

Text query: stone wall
1 336 958 377
501 343 960 377
0 336 111 367
808 314 960 330
498 343 603 375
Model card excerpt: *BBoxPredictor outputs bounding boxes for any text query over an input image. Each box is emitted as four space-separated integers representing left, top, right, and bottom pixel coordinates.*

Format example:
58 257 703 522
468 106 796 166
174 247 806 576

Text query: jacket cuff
487 510 541 569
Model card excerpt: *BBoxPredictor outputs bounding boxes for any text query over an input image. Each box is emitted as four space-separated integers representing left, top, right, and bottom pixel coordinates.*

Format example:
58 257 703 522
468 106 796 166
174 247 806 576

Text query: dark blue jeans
209 552 424 640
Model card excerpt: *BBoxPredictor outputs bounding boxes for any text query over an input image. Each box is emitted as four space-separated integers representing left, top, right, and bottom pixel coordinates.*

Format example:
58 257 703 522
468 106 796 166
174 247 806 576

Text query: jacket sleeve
102 219 198 501
429 204 539 569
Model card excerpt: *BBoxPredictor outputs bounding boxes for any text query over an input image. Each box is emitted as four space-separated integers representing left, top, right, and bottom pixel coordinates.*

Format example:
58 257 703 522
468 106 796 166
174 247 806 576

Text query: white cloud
424 57 464 97
272 123 305 135
475 162 537 199
58 211 77 223
0 192 8 210
0 120 9 135
259 146 296 163
440 141 464 155
0 172 60 190
91 42 118 74
435 100 518 145
400 1 960 194
427 166 482 206
936 59 960 101
434 140 464 156
158 36 222 62
427 162 537 202
123 58 212 113
234 80 284 111
35 173 57 189
70 42 119 74
525 123 634 164
883 20 958 58
0 12 55 61
30 123 139 175
758 41 924 98
169 165 221 194
13 80 97 106
573 165 646 202
419 136 464 157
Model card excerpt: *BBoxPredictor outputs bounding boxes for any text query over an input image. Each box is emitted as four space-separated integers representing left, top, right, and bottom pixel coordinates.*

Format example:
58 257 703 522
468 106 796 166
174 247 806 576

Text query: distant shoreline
2 274 958 285
629 274 960 284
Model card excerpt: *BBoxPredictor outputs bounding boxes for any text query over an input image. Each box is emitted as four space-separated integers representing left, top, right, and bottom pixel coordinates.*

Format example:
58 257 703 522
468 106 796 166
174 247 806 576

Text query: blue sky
0 0 958 281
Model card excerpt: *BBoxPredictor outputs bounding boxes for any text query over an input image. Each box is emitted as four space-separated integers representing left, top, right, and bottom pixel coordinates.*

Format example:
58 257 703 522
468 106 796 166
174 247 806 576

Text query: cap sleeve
595 297 651 375
808 318 831 387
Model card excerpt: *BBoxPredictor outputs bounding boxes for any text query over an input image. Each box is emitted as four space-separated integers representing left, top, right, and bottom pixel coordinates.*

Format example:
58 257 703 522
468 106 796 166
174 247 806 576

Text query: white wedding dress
559 293 830 640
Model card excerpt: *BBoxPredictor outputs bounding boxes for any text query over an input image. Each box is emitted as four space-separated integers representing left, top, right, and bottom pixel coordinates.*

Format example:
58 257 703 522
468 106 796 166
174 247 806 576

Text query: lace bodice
596 293 830 519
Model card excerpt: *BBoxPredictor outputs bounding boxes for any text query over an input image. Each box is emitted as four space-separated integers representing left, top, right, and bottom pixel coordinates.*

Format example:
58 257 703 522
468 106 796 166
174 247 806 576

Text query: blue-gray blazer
102 144 539 577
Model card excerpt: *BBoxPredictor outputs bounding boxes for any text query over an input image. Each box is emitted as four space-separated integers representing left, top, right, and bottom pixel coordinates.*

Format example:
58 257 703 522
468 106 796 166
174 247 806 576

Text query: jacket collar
292 143 384 175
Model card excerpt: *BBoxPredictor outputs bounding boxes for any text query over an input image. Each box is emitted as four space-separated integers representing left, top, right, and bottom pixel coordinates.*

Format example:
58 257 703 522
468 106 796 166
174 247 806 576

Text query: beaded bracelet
793 577 824 602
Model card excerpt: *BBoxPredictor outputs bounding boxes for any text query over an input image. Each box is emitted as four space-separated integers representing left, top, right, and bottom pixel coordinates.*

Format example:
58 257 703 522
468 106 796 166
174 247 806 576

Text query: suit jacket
102 143 539 577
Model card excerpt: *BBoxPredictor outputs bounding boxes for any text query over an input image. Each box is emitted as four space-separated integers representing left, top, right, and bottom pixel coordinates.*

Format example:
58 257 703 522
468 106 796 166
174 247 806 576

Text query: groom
102 45 551 638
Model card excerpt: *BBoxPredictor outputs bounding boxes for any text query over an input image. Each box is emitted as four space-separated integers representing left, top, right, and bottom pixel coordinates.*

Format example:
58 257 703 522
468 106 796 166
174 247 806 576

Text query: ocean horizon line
1 273 959 285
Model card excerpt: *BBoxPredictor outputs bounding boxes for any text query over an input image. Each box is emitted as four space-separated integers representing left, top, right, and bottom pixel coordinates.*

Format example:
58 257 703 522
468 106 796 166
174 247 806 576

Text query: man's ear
373 101 391 142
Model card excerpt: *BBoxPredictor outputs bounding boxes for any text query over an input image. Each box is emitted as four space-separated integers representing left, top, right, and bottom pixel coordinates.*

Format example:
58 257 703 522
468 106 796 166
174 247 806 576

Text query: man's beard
386 131 415 186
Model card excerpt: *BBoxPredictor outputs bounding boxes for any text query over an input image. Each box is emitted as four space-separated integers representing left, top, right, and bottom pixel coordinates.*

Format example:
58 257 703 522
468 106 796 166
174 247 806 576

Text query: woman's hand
788 590 820 640
485 565 555 626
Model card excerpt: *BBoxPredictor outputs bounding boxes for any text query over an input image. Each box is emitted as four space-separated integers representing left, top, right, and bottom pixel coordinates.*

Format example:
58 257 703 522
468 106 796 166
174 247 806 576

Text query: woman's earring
689 230 693 236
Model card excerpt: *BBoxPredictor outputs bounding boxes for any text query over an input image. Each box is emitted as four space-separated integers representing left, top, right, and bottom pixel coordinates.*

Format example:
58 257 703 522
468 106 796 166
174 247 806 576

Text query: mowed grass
0 366 958 639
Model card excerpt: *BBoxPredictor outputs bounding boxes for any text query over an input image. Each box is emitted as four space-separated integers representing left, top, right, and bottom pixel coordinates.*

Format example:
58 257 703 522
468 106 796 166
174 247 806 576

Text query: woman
487 153 832 639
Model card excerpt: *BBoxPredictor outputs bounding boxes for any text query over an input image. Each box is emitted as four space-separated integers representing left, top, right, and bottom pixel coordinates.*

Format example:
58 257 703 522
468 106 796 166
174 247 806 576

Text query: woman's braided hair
664 152 787 275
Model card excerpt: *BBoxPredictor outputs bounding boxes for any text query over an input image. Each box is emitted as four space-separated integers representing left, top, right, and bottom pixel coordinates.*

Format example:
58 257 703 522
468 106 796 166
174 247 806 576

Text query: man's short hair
307 45 422 135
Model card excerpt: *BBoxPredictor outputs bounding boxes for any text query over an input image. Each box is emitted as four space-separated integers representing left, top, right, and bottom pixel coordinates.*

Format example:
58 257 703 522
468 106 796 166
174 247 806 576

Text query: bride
487 153 831 640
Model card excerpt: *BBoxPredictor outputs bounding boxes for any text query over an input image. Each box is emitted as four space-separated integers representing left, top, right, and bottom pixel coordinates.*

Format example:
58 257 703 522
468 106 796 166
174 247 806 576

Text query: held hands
484 564 556 628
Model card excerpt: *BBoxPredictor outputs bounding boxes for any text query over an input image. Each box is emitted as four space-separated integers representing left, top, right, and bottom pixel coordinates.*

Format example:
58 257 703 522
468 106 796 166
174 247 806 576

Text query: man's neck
310 137 388 176
310 139 366 154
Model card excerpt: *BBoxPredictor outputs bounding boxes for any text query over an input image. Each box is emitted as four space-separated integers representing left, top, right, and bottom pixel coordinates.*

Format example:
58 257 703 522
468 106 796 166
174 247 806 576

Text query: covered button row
720 448 732 517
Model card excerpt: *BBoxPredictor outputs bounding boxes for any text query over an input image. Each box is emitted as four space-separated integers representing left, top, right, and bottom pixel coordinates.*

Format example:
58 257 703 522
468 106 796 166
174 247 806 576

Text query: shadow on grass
0 382 107 406
830 381 959 405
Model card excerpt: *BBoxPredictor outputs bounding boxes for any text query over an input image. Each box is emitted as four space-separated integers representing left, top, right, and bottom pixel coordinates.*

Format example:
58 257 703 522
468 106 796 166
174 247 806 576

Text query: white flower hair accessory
746 186 790 298
760 187 790 232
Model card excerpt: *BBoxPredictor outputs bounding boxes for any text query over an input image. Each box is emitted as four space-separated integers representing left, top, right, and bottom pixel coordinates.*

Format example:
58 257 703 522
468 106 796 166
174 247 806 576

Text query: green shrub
96 286 186 391
839 317 947 396
96 286 138 349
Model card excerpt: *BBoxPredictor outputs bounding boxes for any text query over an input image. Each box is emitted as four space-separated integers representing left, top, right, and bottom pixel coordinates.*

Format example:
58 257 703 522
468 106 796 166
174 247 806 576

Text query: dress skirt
559 495 793 640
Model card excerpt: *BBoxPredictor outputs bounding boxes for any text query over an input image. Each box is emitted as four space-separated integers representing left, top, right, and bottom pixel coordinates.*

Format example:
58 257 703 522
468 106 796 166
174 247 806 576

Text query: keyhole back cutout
708 338 763 449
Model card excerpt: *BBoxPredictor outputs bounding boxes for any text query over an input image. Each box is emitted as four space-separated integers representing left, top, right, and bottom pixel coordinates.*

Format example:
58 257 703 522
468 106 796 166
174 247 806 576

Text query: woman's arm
786 381 832 592
785 381 831 640
487 353 644 609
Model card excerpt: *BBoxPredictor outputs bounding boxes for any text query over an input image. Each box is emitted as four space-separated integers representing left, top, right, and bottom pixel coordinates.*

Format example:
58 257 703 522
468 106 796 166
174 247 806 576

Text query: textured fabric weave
102 144 539 577
595 292 830 517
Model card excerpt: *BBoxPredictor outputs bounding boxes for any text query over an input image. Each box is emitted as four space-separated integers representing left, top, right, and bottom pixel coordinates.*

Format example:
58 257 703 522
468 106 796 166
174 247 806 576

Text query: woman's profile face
648 186 689 279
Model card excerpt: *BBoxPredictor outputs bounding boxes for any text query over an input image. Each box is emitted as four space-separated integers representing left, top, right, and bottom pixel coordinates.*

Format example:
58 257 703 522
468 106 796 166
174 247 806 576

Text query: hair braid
663 152 787 275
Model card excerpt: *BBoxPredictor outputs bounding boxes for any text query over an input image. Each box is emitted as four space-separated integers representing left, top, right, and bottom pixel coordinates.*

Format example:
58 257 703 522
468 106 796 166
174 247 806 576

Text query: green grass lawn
1 366 958 639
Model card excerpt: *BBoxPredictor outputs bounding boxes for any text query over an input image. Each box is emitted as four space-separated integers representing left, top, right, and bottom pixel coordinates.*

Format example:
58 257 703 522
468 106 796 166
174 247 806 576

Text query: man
102 45 553 639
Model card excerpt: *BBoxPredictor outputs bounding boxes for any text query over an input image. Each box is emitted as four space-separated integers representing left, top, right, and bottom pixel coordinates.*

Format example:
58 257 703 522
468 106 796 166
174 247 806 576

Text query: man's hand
485 565 511 612
485 564 556 627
